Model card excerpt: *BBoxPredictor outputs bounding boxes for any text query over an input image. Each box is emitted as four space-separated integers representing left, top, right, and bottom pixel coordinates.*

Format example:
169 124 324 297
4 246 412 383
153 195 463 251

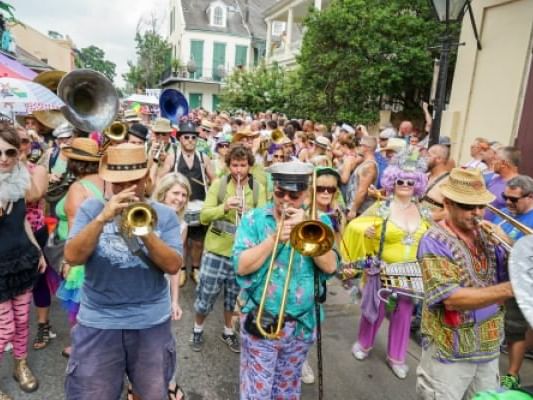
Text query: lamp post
428 0 469 147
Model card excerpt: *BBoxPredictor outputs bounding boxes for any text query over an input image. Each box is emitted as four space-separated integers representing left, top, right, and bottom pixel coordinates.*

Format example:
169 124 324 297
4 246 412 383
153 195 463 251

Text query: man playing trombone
191 144 266 353
416 168 514 400
233 161 338 399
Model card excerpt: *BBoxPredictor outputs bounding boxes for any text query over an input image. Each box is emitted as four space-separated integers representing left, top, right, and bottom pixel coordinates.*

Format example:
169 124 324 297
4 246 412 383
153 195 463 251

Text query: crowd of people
0 102 532 400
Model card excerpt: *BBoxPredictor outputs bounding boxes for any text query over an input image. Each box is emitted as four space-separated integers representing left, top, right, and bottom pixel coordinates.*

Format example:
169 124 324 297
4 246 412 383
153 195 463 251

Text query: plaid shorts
194 251 240 315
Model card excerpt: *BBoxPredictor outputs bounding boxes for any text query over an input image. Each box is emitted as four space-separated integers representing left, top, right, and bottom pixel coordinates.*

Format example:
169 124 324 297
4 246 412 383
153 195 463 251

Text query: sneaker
47 323 57 339
500 374 520 390
301 360 315 384
4 342 12 352
191 268 200 285
351 342 368 361
190 330 204 352
178 269 187 287
388 362 409 380
220 333 240 353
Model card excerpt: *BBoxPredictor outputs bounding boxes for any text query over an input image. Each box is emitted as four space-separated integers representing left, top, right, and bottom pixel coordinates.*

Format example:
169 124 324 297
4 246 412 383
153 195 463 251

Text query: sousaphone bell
159 88 189 125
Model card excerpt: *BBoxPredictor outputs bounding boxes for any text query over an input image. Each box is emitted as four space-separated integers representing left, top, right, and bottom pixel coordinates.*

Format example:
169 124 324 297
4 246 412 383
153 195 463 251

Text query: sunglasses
395 179 415 187
153 132 169 136
20 138 31 144
316 185 337 194
502 193 529 203
273 154 284 159
451 200 486 211
0 148 18 158
182 135 197 141
218 143 229 148
273 188 302 200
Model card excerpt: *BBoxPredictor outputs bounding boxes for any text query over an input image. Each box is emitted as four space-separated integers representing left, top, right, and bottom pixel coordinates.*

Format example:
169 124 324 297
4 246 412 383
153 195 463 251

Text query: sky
12 0 167 87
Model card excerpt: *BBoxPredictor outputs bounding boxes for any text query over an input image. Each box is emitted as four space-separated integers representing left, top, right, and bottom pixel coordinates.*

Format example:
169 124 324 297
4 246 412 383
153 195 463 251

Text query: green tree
75 45 116 82
123 30 172 91
220 63 292 113
295 0 451 124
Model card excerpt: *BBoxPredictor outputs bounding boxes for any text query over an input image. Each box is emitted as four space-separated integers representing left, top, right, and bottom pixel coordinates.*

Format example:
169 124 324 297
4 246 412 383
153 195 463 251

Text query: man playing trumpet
63 144 183 400
191 144 266 353
233 161 338 399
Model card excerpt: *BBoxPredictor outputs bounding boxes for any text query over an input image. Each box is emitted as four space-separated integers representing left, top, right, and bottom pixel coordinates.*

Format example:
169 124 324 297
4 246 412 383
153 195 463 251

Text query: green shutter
212 95 220 111
235 45 247 68
190 40 204 79
212 42 226 81
189 93 202 109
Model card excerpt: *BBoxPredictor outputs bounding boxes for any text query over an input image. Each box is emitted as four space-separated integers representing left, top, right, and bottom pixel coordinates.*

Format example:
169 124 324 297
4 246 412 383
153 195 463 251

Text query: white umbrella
125 94 159 105
0 77 64 111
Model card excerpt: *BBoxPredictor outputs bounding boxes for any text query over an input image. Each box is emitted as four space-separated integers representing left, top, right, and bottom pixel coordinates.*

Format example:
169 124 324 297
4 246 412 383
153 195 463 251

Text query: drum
184 200 204 227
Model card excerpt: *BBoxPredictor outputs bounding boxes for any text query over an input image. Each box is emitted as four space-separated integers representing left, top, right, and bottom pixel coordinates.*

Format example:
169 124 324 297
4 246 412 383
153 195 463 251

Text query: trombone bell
290 220 335 257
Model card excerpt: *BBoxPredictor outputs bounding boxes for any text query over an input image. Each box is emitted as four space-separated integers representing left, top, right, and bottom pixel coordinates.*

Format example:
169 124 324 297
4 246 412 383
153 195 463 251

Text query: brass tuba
255 169 335 339
57 69 119 133
33 70 67 129
121 202 158 237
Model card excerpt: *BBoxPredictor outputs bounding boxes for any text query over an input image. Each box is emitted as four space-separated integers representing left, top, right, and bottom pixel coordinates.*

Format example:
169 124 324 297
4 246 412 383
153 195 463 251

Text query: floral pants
239 316 313 400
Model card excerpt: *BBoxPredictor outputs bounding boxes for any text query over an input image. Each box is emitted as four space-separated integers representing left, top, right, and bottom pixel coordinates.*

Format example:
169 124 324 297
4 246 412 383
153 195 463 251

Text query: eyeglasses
218 143 229 149
502 193 529 203
316 186 337 194
273 188 302 200
20 138 30 144
0 148 18 158
395 179 415 187
153 132 169 136
182 135 197 141
451 201 486 211
273 154 284 160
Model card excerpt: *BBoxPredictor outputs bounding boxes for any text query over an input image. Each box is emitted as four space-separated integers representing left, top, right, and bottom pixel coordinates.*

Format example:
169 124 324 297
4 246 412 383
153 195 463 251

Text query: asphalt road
1 279 531 400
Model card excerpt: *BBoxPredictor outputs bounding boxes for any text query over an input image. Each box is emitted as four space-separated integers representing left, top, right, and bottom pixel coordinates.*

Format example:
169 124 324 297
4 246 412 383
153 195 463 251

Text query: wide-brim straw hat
62 138 101 162
382 137 407 153
124 110 141 122
233 126 259 142
151 117 173 133
312 136 331 150
440 168 496 205
99 143 148 183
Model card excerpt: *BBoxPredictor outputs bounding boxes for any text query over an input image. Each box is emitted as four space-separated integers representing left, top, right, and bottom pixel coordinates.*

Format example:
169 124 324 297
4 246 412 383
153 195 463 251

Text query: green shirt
200 176 266 257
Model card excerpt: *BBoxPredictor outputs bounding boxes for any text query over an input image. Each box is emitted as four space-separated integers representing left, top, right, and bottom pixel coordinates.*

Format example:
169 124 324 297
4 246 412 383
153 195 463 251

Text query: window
212 6 225 27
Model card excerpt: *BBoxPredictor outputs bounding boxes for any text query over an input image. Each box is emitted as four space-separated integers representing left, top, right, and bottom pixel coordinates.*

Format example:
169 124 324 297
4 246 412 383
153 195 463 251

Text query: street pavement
1 278 532 400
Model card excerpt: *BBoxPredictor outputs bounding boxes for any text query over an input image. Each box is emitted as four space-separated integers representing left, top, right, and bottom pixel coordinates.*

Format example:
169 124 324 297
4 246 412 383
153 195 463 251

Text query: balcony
160 65 229 87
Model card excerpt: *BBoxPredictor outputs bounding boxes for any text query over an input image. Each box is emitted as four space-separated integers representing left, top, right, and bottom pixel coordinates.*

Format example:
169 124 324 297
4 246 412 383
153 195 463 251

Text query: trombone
255 169 335 339
477 204 533 252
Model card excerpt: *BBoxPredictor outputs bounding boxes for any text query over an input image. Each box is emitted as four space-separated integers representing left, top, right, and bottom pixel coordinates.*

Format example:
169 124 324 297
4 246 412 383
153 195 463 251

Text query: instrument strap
116 216 160 271
314 267 324 400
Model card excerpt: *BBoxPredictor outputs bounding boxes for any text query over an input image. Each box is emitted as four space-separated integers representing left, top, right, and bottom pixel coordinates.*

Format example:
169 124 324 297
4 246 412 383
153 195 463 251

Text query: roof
15 46 54 72
181 0 276 40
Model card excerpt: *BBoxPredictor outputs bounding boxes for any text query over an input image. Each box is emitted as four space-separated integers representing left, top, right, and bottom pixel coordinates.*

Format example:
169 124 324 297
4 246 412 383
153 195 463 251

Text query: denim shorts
64 319 175 400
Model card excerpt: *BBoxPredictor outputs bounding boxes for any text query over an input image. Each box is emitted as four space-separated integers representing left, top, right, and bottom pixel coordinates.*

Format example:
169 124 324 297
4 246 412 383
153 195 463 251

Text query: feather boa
0 162 30 207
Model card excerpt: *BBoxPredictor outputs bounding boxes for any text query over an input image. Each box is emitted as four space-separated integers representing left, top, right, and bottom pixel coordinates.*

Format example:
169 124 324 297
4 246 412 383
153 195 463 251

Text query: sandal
190 267 200 285
168 384 185 400
33 323 51 350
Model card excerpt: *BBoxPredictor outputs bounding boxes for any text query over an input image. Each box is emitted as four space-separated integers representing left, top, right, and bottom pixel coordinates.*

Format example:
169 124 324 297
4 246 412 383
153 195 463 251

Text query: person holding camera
233 161 338 399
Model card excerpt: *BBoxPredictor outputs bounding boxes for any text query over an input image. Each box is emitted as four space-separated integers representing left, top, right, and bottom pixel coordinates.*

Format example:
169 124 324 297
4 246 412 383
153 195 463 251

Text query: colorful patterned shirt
232 203 337 340
417 223 506 363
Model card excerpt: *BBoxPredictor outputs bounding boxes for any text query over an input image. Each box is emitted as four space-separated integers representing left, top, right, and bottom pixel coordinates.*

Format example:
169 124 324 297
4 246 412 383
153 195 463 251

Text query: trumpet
475 204 533 252
255 169 335 339
121 202 158 237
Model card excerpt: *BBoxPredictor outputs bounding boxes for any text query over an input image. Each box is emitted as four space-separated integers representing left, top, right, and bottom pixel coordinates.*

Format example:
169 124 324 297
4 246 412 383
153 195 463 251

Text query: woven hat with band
233 126 259 142
62 138 101 162
99 143 148 183
440 168 496 205
152 118 173 133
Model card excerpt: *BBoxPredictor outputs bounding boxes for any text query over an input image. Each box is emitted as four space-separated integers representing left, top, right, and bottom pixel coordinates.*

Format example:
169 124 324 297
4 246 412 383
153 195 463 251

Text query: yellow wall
441 0 533 164
10 24 75 72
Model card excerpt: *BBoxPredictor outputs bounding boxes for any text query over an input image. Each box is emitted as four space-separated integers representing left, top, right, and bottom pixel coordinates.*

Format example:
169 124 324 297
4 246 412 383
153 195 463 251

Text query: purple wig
380 165 428 198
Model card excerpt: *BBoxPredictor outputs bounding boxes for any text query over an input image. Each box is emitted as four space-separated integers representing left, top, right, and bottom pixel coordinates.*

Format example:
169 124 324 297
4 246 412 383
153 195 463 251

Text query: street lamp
428 0 469 147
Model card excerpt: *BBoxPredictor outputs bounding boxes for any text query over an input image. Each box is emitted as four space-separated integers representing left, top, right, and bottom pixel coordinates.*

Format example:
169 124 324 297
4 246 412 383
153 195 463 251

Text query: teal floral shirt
232 203 337 340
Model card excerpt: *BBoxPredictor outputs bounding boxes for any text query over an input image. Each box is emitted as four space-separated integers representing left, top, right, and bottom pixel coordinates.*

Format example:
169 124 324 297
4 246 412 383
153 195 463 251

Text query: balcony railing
160 66 231 85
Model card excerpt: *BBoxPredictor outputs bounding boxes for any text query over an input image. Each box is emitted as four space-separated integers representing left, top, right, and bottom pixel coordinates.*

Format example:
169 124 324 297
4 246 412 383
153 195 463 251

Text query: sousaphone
33 70 67 129
509 235 533 327
57 69 119 133
159 88 189 125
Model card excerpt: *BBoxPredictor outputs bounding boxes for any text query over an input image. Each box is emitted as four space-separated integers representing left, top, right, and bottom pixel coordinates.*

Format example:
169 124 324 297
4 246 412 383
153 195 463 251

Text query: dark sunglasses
153 131 169 136
20 138 31 144
452 200 486 211
502 193 529 203
182 135 197 141
273 154 284 159
218 143 229 149
316 185 337 194
395 179 415 187
0 148 18 158
273 189 302 200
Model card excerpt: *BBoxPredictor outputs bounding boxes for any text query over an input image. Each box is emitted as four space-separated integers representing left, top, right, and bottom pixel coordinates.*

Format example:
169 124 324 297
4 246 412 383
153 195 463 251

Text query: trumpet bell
290 220 335 257
58 69 119 133
33 70 67 129
121 202 158 237
104 121 128 142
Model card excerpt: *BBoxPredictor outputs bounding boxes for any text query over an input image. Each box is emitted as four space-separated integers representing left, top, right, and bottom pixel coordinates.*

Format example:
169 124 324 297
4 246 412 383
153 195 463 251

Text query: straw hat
124 109 141 123
382 137 407 153
233 126 259 142
62 138 101 162
151 118 173 133
99 143 148 183
440 168 496 205
312 136 332 150
200 119 216 132
53 122 74 139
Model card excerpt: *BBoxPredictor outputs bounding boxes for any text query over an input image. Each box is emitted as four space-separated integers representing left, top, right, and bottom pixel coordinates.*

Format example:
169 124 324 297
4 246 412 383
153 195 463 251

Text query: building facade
163 0 276 111
10 23 76 72
441 0 533 173
263 0 330 68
